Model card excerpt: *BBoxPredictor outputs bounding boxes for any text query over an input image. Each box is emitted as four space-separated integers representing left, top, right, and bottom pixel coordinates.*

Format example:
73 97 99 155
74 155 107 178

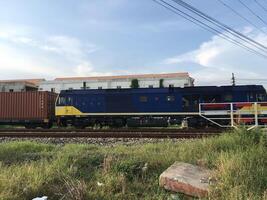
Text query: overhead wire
216 0 267 35
170 0 267 53
152 0 223 34
254 0 267 13
237 78 267 81
238 0 267 27
153 0 267 59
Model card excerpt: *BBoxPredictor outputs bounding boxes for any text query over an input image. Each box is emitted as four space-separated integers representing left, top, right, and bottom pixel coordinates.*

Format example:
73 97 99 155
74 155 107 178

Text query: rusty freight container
0 91 58 128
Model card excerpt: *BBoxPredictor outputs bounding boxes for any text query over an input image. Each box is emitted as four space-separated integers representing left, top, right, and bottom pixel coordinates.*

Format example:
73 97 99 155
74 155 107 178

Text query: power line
254 0 267 13
217 0 267 35
153 0 267 59
153 0 222 34
238 0 267 27
171 0 267 53
155 0 267 57
238 78 267 81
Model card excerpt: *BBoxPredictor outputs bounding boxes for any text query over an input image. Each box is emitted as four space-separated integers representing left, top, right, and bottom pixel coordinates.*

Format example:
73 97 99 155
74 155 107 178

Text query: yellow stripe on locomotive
55 106 84 116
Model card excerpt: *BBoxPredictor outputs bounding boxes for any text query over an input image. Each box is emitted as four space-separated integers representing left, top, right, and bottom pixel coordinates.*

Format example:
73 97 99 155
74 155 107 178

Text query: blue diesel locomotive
55 85 267 128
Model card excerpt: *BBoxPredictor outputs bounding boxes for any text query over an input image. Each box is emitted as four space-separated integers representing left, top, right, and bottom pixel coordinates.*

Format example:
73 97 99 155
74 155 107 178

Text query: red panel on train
202 104 229 109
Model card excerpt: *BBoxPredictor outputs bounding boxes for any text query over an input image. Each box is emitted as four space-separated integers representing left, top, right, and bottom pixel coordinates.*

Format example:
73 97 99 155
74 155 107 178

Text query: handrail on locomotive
199 102 267 130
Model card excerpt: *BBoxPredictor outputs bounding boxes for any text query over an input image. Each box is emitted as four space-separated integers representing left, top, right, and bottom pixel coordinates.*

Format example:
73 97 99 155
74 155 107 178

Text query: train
55 85 267 128
0 84 266 128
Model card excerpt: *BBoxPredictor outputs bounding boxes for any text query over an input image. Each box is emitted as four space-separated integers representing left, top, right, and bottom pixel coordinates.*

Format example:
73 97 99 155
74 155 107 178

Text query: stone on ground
32 196 48 200
159 162 212 198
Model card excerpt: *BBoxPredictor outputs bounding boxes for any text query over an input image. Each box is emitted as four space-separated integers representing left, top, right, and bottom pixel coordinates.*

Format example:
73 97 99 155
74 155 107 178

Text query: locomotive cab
55 91 86 127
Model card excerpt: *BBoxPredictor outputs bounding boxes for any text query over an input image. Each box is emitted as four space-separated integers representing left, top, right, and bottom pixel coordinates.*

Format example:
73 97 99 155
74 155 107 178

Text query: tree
159 79 164 88
130 79 139 88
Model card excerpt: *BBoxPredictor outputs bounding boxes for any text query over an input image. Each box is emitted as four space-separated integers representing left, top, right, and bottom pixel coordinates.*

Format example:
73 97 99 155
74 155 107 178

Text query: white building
38 73 194 93
0 79 44 92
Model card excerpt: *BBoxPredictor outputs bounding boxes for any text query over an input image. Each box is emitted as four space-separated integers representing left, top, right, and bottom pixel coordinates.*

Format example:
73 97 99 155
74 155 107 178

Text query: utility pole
231 73 236 86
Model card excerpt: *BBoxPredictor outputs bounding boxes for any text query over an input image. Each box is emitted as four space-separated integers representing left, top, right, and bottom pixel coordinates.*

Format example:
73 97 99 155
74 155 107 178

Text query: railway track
0 128 223 139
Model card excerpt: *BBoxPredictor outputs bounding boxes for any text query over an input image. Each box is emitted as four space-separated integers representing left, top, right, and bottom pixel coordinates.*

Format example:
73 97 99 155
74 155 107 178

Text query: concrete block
159 162 212 198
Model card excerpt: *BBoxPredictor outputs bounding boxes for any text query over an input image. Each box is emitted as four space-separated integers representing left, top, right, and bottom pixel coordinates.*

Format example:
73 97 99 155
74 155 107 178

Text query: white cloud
0 29 97 60
163 27 267 86
74 62 112 77
0 24 36 46
0 25 105 79
41 36 98 61
0 43 63 79
0 42 109 79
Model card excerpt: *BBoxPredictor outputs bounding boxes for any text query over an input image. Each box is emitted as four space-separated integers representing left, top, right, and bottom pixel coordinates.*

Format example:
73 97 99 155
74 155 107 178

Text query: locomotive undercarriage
56 115 214 129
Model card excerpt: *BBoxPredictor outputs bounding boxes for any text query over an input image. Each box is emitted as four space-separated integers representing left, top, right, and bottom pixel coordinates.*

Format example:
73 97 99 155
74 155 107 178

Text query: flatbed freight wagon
0 91 58 128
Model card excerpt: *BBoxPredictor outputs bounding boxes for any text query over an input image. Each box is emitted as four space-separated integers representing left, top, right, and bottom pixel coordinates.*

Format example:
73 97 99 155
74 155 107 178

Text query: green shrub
0 142 55 165
212 145 266 199
52 144 104 180
130 79 139 88
112 158 145 180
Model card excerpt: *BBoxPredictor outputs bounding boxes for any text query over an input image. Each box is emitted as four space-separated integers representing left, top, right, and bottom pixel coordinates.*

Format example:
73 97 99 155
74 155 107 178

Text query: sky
0 0 267 87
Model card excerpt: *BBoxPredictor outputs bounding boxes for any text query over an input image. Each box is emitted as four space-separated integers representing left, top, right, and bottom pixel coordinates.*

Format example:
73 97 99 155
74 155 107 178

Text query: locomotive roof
60 85 266 95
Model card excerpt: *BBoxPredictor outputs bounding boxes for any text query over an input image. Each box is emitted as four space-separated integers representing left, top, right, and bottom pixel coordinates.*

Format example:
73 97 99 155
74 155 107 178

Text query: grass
0 129 266 200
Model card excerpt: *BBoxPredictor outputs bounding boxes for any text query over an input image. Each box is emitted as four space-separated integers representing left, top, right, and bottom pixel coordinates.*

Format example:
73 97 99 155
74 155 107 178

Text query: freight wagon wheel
42 123 53 129
57 119 68 127
24 124 37 129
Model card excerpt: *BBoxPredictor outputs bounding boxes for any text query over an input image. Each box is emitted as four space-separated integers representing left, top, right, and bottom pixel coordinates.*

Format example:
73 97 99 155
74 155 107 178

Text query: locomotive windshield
56 95 73 106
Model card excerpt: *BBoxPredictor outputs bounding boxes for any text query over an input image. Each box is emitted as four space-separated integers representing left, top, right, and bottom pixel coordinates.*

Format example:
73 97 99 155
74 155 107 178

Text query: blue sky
0 0 267 86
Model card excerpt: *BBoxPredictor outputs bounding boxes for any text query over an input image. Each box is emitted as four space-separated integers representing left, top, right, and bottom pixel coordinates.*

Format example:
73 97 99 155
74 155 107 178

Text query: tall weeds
0 129 266 199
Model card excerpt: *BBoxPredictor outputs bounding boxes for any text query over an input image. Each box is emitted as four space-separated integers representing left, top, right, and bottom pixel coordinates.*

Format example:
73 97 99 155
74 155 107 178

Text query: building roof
54 72 191 81
0 79 45 85
0 81 39 88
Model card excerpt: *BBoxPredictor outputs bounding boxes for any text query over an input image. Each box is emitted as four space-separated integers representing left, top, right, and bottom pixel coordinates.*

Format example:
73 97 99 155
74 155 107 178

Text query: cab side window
247 93 255 102
256 94 266 102
58 96 66 105
182 96 190 108
166 96 175 102
66 97 73 105
224 94 233 102
139 96 148 102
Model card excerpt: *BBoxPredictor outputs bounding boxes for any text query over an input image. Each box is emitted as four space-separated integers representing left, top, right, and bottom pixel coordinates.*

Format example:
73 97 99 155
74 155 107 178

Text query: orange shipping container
0 91 57 126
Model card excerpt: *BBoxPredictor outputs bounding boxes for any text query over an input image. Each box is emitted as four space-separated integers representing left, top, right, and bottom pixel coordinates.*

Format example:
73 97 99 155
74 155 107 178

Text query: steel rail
0 128 223 133
0 130 221 139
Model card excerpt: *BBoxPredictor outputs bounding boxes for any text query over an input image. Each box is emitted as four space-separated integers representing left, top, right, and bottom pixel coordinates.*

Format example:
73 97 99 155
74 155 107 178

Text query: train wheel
57 119 68 128
74 124 86 129
25 124 37 129
42 122 53 129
